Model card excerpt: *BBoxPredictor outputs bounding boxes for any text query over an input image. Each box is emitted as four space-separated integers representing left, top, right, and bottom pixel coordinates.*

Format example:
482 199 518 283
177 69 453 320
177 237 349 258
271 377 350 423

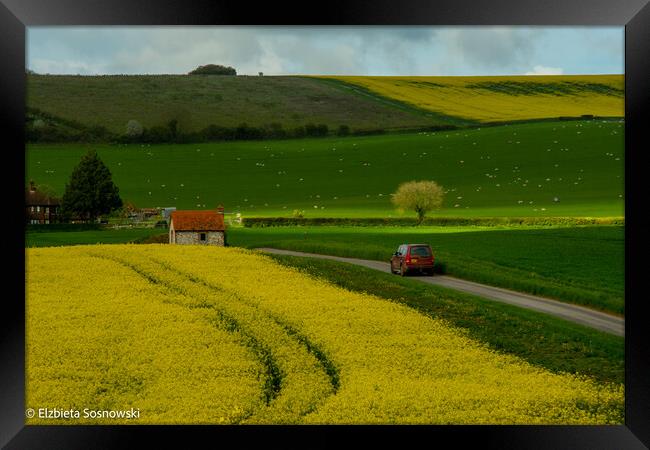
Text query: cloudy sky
27 26 624 76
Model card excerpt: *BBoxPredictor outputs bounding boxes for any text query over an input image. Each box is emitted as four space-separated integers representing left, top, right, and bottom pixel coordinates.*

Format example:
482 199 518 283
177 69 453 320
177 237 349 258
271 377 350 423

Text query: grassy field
27 119 624 217
268 254 623 385
25 227 163 247
26 245 623 424
26 74 448 134
228 225 624 315
318 75 624 122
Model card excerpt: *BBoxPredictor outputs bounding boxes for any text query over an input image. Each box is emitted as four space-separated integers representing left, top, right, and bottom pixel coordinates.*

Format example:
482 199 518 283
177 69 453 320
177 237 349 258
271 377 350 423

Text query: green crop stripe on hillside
26 74 447 136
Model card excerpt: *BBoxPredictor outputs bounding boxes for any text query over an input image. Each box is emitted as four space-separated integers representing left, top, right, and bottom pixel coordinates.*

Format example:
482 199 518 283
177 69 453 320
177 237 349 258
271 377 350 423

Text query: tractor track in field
149 257 341 394
86 251 340 422
86 252 283 420
256 248 624 337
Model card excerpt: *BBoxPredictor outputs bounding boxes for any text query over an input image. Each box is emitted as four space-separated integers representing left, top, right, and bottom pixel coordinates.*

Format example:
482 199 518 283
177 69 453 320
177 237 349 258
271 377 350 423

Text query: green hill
27 74 625 143
26 74 454 135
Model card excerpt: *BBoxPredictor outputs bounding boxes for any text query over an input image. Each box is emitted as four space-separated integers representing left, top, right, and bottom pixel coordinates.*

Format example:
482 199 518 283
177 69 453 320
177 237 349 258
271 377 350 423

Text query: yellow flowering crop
317 75 624 122
26 245 623 424
26 248 265 424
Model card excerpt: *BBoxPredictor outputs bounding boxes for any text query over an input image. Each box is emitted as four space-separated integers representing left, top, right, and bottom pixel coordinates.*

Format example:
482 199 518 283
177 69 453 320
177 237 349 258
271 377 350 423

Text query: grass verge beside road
267 254 624 385
229 225 624 315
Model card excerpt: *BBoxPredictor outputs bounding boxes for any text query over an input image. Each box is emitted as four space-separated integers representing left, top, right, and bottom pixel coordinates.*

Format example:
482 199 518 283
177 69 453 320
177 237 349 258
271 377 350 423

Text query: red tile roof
171 210 225 231
25 189 60 206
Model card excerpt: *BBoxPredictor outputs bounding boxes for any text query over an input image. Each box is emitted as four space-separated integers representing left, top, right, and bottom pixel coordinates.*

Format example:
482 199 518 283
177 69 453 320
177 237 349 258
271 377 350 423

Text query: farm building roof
25 188 60 206
170 210 225 231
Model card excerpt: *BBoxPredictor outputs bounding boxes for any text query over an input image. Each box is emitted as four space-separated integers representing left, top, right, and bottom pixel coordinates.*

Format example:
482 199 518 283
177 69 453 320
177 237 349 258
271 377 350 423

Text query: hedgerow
241 216 624 228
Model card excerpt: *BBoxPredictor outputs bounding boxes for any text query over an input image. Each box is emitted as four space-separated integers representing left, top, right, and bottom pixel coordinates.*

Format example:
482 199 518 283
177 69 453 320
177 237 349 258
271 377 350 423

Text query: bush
304 123 317 136
337 125 350 136
168 119 179 140
352 128 386 136
235 123 264 140
305 123 329 137
143 125 173 143
267 123 287 139
126 120 143 137
81 125 111 142
293 126 307 138
120 121 330 144
188 64 236 76
203 124 235 141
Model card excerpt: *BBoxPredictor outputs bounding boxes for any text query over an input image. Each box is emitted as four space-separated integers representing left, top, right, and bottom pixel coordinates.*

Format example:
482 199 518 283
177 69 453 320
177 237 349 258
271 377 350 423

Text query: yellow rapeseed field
26 245 623 424
318 75 624 122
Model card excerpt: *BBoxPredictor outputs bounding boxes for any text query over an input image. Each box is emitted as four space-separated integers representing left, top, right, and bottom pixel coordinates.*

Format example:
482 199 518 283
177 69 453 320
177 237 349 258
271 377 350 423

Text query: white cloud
525 65 564 75
449 28 543 69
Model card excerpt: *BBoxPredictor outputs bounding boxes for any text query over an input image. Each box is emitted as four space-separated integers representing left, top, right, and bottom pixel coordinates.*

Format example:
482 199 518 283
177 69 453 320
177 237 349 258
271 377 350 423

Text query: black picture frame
1 1 648 448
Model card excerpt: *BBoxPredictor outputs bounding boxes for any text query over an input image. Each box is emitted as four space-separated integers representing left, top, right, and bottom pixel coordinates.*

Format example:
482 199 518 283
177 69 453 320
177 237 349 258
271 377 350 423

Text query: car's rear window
409 246 432 257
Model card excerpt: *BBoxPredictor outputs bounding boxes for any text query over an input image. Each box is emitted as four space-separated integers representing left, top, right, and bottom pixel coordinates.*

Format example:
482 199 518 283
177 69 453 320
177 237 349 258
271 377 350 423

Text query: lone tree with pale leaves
61 150 123 222
391 180 445 224
125 119 143 137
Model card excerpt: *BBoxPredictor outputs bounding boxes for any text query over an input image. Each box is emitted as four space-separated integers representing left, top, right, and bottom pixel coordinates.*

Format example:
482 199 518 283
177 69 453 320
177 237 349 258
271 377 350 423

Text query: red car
390 243 435 276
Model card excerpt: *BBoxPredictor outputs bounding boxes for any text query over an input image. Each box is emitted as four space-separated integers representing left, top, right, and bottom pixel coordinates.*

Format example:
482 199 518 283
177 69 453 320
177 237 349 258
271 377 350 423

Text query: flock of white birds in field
36 121 624 213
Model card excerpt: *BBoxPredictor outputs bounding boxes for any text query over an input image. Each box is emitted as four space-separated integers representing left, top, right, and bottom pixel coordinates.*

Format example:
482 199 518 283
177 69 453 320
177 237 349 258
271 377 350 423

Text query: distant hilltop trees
188 64 237 76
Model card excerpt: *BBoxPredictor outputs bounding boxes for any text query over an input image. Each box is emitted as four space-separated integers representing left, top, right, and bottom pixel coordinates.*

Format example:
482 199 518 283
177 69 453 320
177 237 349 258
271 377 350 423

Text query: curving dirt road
256 248 624 337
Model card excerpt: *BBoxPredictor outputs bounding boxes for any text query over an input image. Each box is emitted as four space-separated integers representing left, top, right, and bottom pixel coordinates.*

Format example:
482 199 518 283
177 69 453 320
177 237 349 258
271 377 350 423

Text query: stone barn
169 207 225 246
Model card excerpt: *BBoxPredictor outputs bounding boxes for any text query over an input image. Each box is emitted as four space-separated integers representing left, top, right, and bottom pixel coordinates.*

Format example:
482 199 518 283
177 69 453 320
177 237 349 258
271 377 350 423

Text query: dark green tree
188 64 237 75
61 150 123 222
337 124 351 136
